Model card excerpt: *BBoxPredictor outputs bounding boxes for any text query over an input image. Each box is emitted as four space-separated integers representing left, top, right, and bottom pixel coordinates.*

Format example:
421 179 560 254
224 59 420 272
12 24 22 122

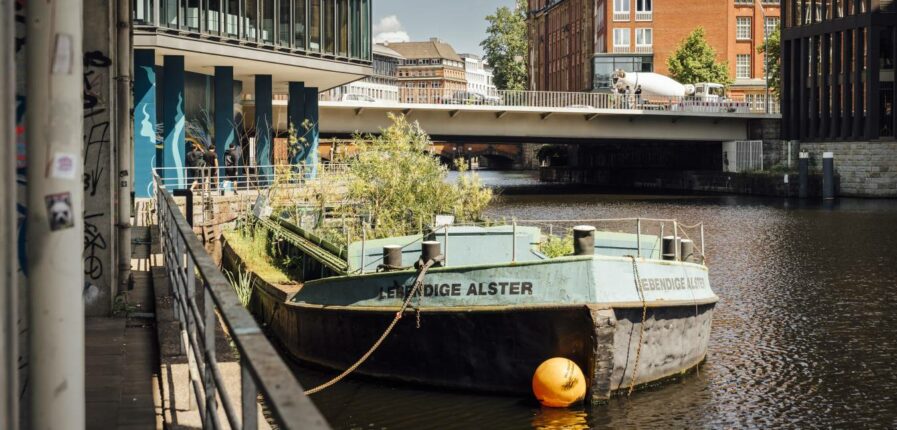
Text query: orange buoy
532 357 586 407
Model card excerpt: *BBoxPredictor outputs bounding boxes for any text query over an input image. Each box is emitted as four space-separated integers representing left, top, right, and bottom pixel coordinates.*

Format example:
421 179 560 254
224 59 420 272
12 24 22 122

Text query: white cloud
373 15 410 44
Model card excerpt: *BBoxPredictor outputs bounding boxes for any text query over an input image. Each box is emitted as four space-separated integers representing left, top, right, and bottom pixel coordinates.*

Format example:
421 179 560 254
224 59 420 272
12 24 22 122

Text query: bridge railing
153 172 330 429
151 163 350 195
320 88 776 114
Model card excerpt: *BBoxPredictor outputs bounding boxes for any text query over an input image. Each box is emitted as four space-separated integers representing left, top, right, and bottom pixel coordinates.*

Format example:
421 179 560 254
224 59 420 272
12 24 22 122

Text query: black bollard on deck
798 152 809 199
662 236 680 261
421 241 442 265
822 152 835 200
383 245 402 269
573 225 596 256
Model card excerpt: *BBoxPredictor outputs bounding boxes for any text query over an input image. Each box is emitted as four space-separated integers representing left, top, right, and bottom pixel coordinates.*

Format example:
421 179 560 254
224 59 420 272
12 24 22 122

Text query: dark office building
781 0 896 196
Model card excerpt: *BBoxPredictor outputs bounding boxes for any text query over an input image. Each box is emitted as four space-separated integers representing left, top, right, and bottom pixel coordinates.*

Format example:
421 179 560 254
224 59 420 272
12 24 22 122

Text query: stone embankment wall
799 141 897 198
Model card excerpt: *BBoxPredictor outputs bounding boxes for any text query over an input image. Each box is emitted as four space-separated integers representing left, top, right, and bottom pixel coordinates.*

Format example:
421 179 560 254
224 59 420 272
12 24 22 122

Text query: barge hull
251 280 714 400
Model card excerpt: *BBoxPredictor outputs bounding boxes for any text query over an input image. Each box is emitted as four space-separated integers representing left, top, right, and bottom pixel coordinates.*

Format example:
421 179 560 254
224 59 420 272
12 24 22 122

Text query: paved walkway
85 225 163 429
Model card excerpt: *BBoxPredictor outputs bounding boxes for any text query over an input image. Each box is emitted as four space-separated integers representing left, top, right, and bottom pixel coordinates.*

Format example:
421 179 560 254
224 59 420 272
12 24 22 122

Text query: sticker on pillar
45 192 75 231
51 34 74 74
49 152 78 179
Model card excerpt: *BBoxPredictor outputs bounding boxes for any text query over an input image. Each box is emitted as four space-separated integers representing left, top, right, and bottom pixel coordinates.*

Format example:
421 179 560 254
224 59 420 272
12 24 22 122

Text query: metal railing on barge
252 213 707 277
153 172 330 429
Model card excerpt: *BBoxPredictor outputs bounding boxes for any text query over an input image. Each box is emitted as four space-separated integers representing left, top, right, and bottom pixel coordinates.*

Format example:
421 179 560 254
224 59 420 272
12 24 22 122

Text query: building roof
373 43 404 59
385 38 462 62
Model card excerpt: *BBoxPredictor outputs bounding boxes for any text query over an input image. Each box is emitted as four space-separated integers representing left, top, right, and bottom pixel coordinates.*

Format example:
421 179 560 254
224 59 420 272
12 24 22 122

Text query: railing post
512 220 517 262
443 225 449 266
241 358 258 430
203 286 217 426
700 223 706 264
636 218 641 258
185 243 198 411
359 223 366 274
673 221 679 261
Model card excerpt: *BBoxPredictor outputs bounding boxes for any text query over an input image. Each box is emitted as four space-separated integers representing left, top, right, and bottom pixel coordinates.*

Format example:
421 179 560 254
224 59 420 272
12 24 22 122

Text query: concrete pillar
255 75 273 180
133 50 156 198
214 66 235 178
808 36 818 139
799 151 809 199
287 81 306 165
865 26 880 139
26 0 85 424
831 31 841 139
162 55 186 188
823 152 835 200
799 38 809 139
302 86 319 177
852 27 863 138
1 0 17 426
842 29 853 139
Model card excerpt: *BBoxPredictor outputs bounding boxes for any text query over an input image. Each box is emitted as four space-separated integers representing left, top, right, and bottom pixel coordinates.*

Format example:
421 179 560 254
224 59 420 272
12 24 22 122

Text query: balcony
613 45 632 53
635 11 652 21
635 45 653 54
613 11 631 21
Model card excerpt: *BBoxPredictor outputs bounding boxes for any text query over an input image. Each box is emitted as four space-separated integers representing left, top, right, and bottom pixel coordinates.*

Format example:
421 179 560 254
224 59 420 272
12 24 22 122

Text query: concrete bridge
314 98 780 144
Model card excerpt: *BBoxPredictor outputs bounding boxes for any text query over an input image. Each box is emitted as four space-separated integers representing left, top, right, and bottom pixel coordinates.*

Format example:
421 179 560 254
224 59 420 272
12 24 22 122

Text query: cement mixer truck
612 70 746 113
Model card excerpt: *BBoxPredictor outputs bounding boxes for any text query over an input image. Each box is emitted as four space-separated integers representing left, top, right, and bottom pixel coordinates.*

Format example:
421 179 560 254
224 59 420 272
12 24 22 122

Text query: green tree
757 27 781 98
481 0 528 91
667 27 732 86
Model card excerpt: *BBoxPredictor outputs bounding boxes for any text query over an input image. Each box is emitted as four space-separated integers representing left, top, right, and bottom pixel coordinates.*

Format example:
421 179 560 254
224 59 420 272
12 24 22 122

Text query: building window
635 28 652 53
736 17 752 40
635 0 652 20
613 0 630 21
309 0 321 50
293 0 307 49
613 28 631 53
323 0 335 53
736 54 751 79
764 17 779 39
734 0 753 4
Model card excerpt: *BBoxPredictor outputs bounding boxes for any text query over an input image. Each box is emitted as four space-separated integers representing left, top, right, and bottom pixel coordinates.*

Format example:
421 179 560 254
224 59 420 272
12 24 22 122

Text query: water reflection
295 180 897 429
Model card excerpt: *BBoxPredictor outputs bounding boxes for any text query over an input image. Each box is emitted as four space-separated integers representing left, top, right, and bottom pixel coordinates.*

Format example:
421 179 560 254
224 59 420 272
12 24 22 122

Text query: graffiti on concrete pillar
81 0 115 315
13 0 29 407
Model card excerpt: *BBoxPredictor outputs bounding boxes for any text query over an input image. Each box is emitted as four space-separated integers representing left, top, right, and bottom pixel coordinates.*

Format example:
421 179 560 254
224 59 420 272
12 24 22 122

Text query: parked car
341 93 377 102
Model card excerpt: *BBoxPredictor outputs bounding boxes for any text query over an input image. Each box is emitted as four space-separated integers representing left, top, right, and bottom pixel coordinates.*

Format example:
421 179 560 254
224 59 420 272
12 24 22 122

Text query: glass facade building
133 0 373 62
781 0 895 140
592 54 654 90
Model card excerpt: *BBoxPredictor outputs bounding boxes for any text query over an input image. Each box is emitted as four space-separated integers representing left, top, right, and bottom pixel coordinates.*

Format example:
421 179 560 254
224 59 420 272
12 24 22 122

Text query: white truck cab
693 83 727 101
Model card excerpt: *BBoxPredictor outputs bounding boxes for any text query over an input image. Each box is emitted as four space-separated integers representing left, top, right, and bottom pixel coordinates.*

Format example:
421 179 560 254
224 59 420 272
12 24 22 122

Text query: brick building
387 38 468 103
528 0 781 103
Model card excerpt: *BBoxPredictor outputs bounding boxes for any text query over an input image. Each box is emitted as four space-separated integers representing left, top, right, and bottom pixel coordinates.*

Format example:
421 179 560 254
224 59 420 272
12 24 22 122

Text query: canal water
296 171 897 429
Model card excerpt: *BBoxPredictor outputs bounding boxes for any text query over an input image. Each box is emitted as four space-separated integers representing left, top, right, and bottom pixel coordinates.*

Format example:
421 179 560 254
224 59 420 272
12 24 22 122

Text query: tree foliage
757 27 781 98
347 114 492 239
481 0 529 91
667 27 732 86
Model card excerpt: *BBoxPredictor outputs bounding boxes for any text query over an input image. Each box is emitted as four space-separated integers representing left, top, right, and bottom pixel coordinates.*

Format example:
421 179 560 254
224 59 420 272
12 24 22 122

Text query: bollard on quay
383 245 402 269
422 241 442 266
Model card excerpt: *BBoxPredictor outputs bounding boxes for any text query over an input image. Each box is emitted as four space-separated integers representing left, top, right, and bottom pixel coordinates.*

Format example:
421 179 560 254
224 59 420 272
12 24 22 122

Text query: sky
372 0 517 57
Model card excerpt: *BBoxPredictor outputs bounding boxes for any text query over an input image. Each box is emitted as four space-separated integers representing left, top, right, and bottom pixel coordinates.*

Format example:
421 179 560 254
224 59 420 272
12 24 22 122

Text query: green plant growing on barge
344 113 493 240
540 234 573 258
225 268 253 307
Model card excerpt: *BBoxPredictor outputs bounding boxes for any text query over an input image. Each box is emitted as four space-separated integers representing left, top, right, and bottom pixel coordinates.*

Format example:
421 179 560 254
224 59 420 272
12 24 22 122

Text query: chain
303 258 435 395
627 256 648 397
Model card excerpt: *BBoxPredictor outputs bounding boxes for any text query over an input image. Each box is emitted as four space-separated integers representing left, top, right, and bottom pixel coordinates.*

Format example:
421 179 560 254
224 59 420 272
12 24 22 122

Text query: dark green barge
229 216 717 403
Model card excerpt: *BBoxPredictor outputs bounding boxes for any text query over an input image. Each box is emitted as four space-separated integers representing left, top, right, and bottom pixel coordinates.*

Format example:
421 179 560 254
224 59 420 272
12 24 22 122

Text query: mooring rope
627 256 648 396
303 256 439 395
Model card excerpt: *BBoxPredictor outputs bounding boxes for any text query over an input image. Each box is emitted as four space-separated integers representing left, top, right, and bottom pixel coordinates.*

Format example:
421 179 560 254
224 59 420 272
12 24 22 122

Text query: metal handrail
154 172 329 429
319 88 772 114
